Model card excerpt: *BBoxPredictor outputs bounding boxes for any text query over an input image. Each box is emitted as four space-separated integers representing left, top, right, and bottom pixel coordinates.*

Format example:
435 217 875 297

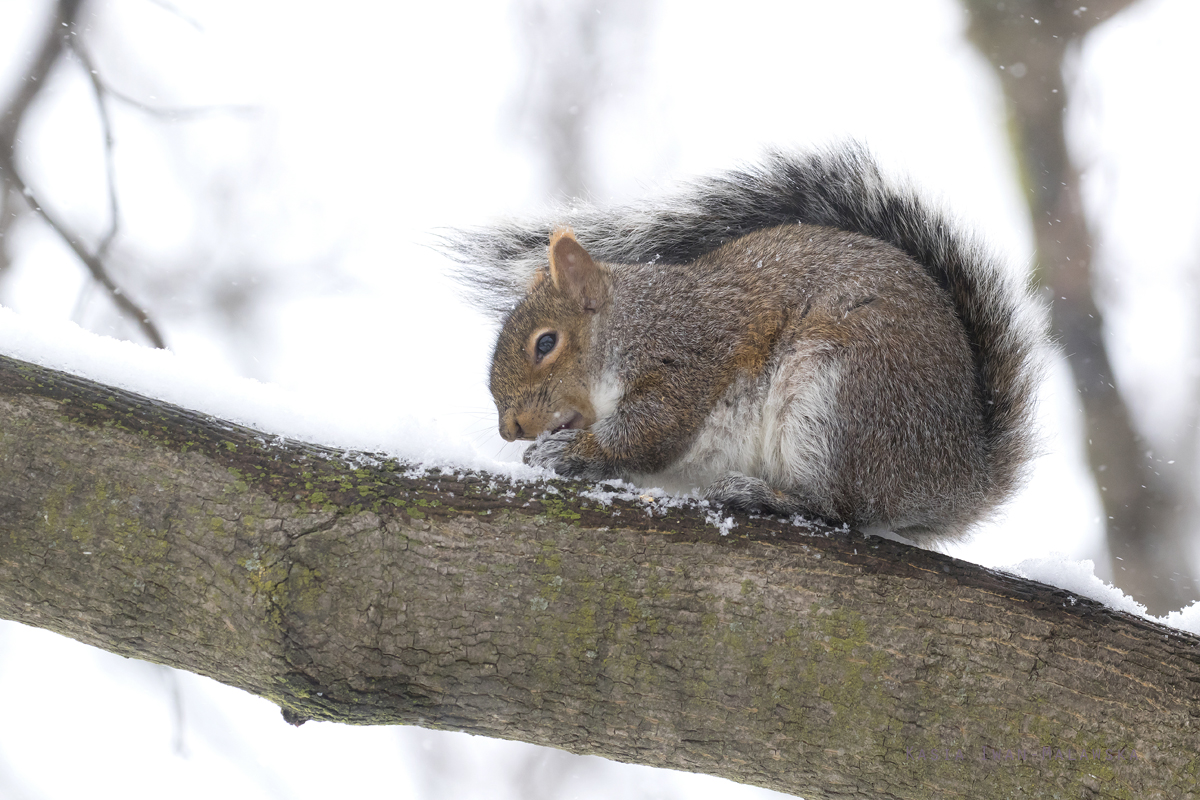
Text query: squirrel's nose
499 410 525 441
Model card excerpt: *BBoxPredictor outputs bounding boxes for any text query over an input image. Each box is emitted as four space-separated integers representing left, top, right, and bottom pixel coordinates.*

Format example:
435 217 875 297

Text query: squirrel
446 144 1045 545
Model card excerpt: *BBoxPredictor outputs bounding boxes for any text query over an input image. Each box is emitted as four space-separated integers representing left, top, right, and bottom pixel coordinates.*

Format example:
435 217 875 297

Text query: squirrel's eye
535 332 557 360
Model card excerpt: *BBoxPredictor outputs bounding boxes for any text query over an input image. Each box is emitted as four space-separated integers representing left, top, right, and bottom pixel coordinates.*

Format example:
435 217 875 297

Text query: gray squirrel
447 144 1045 544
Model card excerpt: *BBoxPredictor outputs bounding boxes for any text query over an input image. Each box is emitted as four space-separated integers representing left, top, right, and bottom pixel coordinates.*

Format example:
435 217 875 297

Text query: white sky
2 0 1199 798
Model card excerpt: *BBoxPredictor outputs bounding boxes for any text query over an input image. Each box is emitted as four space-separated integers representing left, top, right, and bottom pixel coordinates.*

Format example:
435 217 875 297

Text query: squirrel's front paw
523 430 611 481
523 429 578 471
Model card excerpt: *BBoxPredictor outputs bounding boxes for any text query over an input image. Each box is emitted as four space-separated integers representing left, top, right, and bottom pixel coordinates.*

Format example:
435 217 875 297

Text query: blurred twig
146 0 204 32
104 87 259 121
67 39 120 261
0 0 166 349
4 165 166 348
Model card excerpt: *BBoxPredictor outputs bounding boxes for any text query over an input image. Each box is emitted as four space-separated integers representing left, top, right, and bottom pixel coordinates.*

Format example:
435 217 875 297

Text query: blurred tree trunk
510 0 651 199
962 0 1198 615
2 353 1198 800
0 185 16 281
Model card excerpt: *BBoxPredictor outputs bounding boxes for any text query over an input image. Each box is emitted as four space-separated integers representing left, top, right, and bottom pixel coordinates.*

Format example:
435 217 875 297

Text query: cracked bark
1 353 1198 800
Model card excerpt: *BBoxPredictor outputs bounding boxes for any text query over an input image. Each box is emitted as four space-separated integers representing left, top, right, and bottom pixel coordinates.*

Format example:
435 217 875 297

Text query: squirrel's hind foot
704 474 829 523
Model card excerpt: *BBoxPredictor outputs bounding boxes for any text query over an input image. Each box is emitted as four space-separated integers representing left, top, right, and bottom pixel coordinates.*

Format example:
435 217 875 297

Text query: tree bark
1 353 1198 800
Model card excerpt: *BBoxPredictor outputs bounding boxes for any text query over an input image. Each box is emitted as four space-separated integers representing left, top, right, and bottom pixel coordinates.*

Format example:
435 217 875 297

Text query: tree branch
1 352 1197 799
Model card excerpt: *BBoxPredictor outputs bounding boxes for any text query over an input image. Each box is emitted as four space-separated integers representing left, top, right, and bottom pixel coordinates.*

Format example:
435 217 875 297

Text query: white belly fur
631 343 840 496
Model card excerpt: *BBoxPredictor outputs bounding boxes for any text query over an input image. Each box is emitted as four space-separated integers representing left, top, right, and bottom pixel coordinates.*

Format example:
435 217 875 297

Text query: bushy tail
443 143 1045 509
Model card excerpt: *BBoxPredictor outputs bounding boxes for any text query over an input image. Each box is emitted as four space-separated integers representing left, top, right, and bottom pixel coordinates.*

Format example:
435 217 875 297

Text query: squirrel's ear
548 228 606 312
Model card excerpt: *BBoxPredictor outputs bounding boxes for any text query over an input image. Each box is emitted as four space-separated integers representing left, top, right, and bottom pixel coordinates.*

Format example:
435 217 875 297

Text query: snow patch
0 306 530 479
1003 552 1200 635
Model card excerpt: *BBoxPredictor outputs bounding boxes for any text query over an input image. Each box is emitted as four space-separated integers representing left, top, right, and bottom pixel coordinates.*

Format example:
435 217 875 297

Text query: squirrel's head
489 228 612 441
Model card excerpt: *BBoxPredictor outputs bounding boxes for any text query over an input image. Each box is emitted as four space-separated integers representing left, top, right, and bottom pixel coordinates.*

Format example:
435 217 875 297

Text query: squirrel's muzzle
499 408 585 441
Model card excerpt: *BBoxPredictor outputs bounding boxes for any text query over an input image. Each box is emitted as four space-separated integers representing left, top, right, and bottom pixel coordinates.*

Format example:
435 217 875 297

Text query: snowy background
1 0 1199 798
